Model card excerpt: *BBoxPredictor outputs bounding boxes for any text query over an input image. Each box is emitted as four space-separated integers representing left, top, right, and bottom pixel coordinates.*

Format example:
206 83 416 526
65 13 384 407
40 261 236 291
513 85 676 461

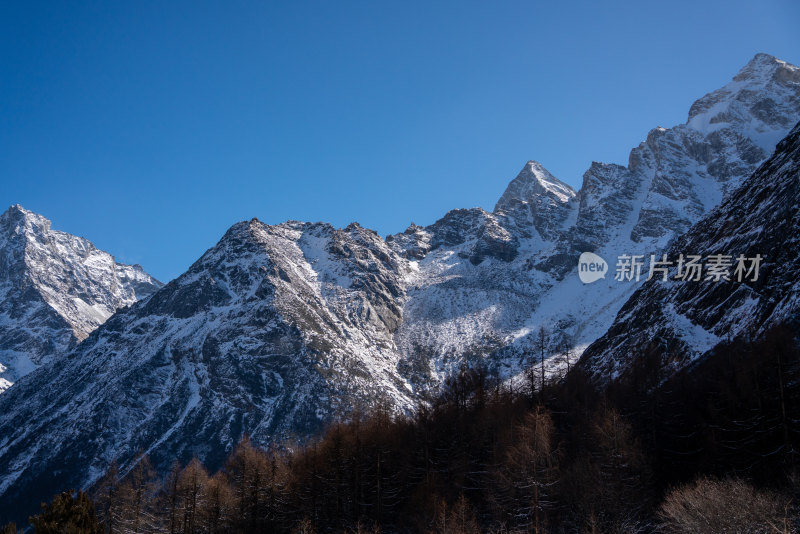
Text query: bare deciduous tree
658 477 793 534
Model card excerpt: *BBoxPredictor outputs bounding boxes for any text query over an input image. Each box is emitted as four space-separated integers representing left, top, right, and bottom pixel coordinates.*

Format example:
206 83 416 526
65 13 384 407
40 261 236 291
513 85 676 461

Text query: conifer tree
29 491 101 534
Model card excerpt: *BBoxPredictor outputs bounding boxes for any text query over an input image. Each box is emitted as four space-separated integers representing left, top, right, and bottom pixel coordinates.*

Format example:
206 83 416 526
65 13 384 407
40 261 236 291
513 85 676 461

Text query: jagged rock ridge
390 53 800 380
580 119 800 380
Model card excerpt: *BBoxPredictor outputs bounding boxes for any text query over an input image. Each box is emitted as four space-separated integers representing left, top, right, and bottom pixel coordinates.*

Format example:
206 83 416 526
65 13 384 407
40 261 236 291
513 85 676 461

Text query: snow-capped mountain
0 219 421 514
580 119 800 381
0 205 162 392
390 53 800 379
0 54 798 521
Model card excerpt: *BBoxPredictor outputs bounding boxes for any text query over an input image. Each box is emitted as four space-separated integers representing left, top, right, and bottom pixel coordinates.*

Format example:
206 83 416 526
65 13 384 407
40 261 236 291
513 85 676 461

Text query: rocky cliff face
580 119 800 381
0 205 162 392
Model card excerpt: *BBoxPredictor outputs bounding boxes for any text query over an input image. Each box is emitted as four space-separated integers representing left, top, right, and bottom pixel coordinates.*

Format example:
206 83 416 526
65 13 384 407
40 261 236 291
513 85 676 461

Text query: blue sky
2 1 798 282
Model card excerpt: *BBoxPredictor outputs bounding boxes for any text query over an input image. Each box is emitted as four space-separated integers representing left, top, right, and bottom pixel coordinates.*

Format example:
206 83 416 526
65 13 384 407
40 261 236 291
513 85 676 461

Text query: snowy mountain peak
620 54 800 244
0 205 162 393
2 203 41 220
1 204 51 239
490 161 577 244
733 52 799 83
687 53 800 144
495 160 576 212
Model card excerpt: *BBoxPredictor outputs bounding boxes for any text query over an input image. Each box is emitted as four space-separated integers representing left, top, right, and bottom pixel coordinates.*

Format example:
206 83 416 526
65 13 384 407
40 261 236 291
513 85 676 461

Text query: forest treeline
4 324 800 533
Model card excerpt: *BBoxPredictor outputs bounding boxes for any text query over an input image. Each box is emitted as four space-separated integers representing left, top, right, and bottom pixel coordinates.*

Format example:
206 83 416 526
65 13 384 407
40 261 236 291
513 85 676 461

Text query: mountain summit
0 205 162 392
494 161 577 241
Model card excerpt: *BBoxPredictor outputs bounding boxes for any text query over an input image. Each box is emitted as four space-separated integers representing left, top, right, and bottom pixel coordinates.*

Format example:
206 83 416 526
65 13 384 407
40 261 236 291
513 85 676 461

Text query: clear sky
2 1 798 282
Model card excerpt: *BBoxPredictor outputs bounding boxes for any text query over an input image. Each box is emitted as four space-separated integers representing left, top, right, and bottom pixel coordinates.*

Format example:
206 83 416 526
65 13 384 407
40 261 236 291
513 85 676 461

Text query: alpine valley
1 53 800 523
